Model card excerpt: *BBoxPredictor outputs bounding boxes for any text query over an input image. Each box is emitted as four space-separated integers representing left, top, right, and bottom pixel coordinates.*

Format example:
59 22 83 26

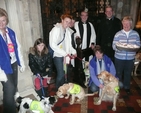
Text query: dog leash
70 54 86 63
75 56 86 63
36 74 45 97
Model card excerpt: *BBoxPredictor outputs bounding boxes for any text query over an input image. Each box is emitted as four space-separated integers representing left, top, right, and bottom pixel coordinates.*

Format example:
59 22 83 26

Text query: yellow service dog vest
30 100 44 113
69 84 81 94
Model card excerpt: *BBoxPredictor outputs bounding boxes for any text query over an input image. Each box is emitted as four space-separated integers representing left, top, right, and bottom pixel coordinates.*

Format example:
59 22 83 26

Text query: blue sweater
89 55 116 87
0 27 21 74
112 30 141 60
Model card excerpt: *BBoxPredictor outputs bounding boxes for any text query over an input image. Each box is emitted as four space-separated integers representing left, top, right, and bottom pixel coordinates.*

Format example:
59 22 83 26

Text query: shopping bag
34 77 47 90
0 68 8 82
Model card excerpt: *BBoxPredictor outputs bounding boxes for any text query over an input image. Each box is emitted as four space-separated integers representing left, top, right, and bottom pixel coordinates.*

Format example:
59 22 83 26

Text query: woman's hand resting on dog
99 84 104 89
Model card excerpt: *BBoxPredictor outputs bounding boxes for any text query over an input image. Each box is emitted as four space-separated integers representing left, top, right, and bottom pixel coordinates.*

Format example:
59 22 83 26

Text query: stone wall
0 0 43 103
111 0 139 27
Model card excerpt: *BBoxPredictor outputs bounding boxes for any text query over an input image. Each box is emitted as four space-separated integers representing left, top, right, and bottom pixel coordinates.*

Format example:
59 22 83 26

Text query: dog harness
69 84 81 94
30 100 44 113
114 86 120 93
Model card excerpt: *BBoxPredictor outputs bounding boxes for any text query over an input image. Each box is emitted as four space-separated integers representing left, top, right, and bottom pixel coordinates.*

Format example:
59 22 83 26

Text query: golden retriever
84 61 90 86
133 52 141 76
56 83 97 105
94 71 119 111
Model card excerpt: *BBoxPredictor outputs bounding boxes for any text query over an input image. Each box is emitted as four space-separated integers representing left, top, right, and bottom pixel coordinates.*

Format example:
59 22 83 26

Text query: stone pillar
111 0 139 27
0 0 43 103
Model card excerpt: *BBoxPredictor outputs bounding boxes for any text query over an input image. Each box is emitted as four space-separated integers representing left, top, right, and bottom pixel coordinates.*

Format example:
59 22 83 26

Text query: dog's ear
108 73 114 82
64 83 71 89
58 86 67 94
16 96 23 104
49 97 56 105
102 71 111 82
23 102 30 109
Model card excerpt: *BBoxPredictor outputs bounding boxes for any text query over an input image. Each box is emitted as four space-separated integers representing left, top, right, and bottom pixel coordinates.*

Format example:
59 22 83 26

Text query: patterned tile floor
0 76 141 113
50 76 141 113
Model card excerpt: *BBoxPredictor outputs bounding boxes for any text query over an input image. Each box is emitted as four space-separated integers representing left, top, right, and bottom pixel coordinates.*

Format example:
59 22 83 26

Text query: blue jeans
114 58 134 89
53 57 65 90
1 62 18 113
89 82 99 93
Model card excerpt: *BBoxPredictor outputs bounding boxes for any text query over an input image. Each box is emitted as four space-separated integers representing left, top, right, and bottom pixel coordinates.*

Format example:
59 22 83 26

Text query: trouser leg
1 62 18 113
53 57 65 90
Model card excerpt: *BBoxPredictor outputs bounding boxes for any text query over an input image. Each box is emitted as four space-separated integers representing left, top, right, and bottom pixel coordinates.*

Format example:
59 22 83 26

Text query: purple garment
88 55 116 87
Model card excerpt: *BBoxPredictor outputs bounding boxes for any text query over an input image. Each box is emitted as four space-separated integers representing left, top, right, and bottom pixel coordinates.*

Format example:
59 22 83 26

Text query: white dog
15 92 58 113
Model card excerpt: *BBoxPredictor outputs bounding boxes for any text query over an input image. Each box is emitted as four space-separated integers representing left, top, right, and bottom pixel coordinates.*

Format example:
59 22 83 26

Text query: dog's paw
93 97 101 105
58 95 64 98
94 101 101 105
65 96 69 99
69 101 74 105
112 107 116 111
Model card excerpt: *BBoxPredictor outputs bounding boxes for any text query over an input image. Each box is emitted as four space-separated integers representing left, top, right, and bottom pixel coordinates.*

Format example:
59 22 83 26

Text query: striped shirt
112 29 141 60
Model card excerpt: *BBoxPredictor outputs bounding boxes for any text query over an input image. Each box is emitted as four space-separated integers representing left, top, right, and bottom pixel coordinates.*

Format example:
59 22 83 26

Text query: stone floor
0 71 141 113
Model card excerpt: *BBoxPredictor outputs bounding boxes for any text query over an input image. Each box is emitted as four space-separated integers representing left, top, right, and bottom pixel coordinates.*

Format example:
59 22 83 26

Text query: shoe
125 89 130 94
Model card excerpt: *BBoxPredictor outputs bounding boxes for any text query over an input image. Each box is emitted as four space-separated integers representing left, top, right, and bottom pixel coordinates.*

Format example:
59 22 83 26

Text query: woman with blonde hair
0 8 25 113
112 16 141 94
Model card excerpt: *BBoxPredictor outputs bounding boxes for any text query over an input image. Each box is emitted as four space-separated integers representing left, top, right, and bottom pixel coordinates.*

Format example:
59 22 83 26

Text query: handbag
0 68 8 82
34 76 47 90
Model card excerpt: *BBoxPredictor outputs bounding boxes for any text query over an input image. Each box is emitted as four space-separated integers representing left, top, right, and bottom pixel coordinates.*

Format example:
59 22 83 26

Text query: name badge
7 43 14 52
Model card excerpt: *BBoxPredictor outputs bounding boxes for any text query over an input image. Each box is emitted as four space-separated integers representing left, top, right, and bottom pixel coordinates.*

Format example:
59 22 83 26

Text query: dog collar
69 84 80 94
114 86 119 93
30 100 44 113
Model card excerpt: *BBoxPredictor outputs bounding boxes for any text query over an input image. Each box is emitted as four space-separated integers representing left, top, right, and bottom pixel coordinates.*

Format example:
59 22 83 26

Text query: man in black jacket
96 5 122 62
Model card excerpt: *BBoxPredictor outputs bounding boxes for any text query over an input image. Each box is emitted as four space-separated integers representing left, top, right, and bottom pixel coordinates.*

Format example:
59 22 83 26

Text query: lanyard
3 33 8 44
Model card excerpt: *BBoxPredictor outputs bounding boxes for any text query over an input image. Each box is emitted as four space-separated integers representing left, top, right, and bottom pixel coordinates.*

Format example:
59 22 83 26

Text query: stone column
0 0 43 103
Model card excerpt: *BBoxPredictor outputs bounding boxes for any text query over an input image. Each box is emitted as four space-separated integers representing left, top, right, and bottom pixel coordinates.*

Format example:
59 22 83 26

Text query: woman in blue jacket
0 8 25 113
89 45 116 94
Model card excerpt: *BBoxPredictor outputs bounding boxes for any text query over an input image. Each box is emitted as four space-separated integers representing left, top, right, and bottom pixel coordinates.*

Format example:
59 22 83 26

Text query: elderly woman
112 16 141 94
49 14 77 90
0 8 25 113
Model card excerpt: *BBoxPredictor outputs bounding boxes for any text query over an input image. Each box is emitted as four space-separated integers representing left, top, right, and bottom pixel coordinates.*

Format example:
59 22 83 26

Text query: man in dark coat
96 5 122 62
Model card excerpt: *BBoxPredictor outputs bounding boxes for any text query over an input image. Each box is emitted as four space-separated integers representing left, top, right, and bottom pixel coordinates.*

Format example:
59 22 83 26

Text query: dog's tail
85 91 98 97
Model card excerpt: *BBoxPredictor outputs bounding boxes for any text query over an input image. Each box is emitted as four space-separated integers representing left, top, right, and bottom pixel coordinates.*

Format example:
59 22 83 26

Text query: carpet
51 76 141 113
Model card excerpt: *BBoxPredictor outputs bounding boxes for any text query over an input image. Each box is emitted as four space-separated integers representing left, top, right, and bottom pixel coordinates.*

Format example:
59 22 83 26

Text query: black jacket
28 48 52 77
96 16 122 59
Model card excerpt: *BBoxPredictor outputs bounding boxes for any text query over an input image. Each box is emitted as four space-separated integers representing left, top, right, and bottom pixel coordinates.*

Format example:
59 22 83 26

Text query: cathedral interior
0 0 141 113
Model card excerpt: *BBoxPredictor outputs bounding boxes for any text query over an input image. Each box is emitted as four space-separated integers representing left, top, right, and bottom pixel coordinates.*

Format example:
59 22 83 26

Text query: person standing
112 16 141 94
88 45 116 94
74 8 96 62
96 5 122 62
70 18 76 49
0 8 25 113
28 38 52 99
49 14 77 90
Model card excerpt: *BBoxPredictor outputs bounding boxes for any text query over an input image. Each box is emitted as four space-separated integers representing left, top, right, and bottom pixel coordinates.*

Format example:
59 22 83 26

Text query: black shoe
125 89 130 94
